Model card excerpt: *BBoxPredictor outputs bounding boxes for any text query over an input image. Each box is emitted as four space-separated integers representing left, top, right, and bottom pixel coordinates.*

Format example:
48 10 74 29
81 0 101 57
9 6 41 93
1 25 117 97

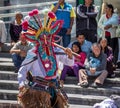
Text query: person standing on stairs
0 19 7 51
51 0 76 47
77 0 98 43
9 12 23 46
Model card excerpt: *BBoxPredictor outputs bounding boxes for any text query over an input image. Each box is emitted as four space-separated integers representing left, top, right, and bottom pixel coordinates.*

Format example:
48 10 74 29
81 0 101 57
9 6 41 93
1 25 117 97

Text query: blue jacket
54 2 72 28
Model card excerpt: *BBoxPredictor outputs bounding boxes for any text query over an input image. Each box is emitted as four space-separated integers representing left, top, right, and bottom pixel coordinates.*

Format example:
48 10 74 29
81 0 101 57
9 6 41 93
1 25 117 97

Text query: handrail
0 0 75 19
0 0 74 11
0 1 55 11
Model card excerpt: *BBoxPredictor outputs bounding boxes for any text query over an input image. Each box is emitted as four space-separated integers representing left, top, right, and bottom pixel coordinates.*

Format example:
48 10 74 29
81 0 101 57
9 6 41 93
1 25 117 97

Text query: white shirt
0 20 7 43
18 47 74 87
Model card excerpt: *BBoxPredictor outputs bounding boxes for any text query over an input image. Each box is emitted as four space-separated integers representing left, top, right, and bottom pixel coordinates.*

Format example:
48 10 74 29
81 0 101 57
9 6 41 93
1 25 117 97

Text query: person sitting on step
98 37 116 78
10 33 33 73
60 41 86 81
78 43 108 88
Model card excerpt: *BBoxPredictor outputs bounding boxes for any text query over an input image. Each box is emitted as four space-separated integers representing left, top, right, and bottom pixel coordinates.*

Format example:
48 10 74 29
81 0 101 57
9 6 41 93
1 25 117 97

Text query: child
60 41 86 81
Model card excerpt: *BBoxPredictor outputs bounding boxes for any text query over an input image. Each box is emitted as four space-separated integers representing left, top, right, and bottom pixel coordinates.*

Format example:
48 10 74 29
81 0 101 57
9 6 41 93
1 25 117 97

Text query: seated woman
78 43 108 88
60 41 86 81
98 37 115 78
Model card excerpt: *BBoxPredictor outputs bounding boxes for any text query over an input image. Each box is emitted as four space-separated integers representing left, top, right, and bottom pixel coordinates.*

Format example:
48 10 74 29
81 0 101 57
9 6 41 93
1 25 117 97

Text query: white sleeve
57 55 74 66
18 61 33 88
77 5 88 18
98 14 105 30
1 21 7 43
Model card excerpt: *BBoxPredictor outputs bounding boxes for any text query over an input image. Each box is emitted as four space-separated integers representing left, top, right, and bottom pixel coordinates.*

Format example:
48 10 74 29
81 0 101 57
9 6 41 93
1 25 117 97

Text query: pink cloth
74 52 86 67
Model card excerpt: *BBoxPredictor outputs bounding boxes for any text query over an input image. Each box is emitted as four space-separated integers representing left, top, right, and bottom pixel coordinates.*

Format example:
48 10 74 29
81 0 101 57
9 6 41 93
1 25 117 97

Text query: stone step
0 80 120 98
0 71 17 80
0 89 18 100
0 52 11 58
0 65 120 82
0 57 12 62
0 100 21 108
64 76 120 87
0 53 11 57
0 89 107 106
0 57 14 71
0 100 93 108
0 62 15 71
0 43 12 53
69 104 93 108
64 84 120 97
0 80 18 90
68 93 107 106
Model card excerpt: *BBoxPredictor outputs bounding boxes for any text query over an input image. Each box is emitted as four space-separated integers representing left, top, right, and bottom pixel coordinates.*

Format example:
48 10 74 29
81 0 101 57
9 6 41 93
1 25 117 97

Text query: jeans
56 28 71 47
11 53 25 69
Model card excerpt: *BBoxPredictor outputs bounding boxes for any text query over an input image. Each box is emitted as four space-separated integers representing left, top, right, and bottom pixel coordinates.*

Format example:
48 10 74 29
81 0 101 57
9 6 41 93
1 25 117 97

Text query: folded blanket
93 98 117 108
104 13 119 26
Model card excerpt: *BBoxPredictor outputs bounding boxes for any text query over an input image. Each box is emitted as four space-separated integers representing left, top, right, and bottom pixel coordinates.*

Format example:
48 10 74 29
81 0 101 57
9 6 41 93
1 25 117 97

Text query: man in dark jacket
77 0 98 43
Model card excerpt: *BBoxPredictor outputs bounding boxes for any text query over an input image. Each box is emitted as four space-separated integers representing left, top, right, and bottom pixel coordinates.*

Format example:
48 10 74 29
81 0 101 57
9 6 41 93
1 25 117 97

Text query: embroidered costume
17 9 74 108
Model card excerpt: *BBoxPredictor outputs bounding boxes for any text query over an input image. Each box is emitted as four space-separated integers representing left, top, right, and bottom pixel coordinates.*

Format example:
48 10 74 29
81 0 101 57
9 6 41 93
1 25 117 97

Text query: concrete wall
0 0 4 7
103 0 120 15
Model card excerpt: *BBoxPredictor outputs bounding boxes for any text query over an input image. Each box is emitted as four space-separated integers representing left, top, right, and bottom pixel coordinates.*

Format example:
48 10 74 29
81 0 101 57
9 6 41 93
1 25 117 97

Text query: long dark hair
98 37 109 54
72 41 82 54
106 4 114 14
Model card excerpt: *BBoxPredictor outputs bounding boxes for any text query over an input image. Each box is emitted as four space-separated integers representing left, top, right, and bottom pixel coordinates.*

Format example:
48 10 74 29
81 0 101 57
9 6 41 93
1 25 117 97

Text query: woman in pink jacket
60 41 86 81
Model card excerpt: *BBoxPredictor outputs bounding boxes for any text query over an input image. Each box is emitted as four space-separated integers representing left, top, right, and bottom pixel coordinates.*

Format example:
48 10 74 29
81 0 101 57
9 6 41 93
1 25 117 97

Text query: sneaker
79 82 89 88
91 82 102 88
111 73 116 78
107 73 116 78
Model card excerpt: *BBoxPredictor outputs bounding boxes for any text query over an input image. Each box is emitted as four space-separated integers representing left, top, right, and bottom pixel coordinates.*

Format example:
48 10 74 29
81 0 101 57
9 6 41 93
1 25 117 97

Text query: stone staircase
0 51 120 108
0 0 120 107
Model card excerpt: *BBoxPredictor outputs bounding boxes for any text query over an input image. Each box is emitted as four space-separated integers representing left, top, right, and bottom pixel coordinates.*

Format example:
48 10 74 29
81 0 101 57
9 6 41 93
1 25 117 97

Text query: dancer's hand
64 48 73 59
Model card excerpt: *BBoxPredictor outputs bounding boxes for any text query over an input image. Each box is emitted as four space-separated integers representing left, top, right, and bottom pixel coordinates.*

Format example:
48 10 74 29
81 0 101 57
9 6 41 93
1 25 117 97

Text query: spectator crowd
0 0 120 90
0 0 120 107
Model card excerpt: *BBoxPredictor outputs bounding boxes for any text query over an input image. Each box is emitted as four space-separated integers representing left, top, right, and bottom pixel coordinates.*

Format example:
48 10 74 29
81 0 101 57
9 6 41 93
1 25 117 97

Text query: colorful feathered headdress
22 9 63 79
22 9 63 46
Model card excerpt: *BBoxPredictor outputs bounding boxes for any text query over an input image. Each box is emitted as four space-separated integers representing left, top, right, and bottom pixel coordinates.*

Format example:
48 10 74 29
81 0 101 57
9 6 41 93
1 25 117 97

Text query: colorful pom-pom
29 11 34 17
33 9 39 15
22 21 28 31
48 11 55 19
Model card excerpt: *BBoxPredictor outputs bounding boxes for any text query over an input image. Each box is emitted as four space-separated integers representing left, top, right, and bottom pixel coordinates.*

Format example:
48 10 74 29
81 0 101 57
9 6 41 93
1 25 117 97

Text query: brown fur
53 93 69 108
18 88 51 108
18 88 69 108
